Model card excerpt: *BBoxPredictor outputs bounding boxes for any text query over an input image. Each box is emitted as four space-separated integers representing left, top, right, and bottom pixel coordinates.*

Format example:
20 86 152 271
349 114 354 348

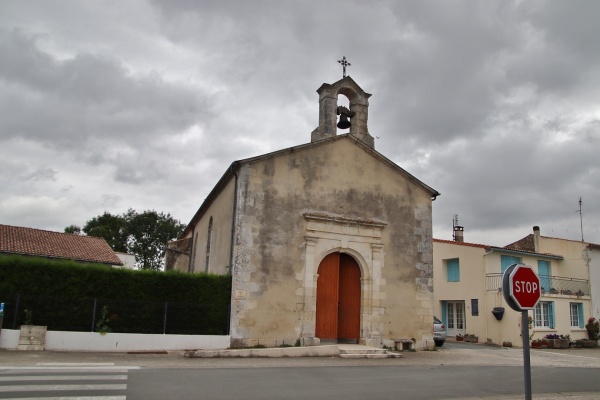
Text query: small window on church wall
205 217 213 273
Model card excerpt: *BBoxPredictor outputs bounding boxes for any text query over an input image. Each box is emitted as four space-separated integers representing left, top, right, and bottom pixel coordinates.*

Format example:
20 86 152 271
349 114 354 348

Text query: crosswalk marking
0 397 125 400
0 367 129 399
0 375 127 382
0 383 127 392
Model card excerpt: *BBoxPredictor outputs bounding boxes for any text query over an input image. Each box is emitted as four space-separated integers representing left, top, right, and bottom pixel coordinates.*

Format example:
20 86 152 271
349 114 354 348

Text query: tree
124 209 185 271
82 212 128 253
69 209 185 271
64 225 82 235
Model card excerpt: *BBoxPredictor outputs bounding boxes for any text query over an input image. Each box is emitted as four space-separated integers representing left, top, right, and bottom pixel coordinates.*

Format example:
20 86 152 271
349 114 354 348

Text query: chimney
533 226 540 252
453 225 464 242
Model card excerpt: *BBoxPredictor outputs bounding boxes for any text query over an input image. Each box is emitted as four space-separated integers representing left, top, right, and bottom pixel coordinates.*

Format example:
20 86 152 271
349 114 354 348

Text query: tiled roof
0 224 122 266
433 238 490 249
434 237 563 259
504 234 535 252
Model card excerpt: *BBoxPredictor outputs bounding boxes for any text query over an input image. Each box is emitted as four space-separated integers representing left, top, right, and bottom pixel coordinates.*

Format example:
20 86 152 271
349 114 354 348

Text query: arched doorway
315 252 361 343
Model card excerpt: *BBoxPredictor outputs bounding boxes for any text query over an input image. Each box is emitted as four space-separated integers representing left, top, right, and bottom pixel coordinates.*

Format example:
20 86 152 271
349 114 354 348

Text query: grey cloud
1 0 598 246
24 167 58 182
0 28 215 153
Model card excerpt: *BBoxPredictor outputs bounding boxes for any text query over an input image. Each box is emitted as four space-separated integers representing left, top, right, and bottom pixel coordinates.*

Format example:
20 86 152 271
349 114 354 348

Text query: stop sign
502 264 541 311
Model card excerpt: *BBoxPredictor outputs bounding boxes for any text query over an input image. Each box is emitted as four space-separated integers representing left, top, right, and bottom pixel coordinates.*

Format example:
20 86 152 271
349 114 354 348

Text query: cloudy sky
1 0 599 247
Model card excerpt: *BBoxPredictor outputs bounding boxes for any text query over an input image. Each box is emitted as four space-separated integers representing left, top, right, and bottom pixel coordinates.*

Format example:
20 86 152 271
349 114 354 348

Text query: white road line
0 366 138 371
0 397 126 400
538 351 600 360
0 383 127 392
0 374 127 381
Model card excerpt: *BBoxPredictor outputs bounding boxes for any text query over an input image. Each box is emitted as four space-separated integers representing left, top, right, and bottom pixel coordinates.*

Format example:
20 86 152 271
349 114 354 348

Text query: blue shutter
578 303 584 328
549 302 555 329
447 259 460 282
501 255 521 274
538 260 551 292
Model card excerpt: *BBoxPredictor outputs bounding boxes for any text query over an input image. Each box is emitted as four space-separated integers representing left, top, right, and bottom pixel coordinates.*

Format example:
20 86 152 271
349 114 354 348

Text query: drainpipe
228 165 239 276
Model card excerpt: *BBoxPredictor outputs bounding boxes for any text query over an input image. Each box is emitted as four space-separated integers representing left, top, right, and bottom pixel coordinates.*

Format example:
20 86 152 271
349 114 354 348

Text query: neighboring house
115 252 137 270
167 76 440 350
0 224 123 267
587 244 600 320
434 226 592 346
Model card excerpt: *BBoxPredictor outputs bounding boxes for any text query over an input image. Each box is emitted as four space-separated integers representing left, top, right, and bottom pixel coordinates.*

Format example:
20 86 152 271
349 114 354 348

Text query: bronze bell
337 112 351 129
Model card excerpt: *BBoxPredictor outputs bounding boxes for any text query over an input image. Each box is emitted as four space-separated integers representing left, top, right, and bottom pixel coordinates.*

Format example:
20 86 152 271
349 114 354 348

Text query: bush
0 255 231 334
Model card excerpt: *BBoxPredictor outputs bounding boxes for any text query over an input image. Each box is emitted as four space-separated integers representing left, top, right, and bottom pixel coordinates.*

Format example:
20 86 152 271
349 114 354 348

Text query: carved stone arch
316 245 370 281
297 213 386 347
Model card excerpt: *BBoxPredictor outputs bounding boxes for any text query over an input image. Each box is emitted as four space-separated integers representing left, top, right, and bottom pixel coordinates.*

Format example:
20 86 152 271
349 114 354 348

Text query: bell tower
310 65 374 149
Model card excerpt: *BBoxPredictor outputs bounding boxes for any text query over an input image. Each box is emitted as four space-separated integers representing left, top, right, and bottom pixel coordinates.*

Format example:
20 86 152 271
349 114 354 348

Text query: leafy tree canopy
64 225 82 235
65 209 185 271
83 212 128 253
124 209 185 271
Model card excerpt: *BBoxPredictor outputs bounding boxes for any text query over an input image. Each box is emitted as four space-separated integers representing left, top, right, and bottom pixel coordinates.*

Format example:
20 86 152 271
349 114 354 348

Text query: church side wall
229 138 435 348
190 178 235 275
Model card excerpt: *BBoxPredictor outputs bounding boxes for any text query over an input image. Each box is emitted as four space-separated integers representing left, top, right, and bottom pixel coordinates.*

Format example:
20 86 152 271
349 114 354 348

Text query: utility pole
576 197 584 242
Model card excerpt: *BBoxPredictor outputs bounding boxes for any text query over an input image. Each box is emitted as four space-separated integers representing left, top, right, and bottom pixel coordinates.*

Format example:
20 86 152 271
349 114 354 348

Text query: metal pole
522 310 532 400
91 298 98 332
12 294 20 329
163 302 168 334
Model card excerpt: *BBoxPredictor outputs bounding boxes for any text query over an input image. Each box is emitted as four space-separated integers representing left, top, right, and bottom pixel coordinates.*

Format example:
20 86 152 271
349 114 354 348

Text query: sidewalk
2 345 600 399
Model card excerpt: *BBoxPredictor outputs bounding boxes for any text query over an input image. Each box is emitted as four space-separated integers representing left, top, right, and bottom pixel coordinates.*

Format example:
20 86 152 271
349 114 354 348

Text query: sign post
502 264 541 400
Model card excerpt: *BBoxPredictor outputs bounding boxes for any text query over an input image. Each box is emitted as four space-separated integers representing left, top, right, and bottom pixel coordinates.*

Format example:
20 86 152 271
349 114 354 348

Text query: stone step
338 348 402 359
339 348 387 355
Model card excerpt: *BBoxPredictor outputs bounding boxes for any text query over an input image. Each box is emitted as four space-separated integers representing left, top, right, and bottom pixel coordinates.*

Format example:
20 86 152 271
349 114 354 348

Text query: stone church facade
167 76 440 350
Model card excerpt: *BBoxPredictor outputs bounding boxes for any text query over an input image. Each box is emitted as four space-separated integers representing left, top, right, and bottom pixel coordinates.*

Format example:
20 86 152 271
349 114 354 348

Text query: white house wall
433 239 591 346
588 247 600 320
433 241 488 340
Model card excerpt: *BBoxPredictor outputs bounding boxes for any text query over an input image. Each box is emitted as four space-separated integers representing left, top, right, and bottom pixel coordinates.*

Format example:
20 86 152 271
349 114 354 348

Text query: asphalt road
125 365 599 400
1 341 600 399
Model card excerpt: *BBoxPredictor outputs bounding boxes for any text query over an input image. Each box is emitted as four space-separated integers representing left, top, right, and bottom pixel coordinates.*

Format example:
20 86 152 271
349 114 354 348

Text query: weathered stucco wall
189 178 236 275
538 236 589 280
229 137 435 349
165 238 192 272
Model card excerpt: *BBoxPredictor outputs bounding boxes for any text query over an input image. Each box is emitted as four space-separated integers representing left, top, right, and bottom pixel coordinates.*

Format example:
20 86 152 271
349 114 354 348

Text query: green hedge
0 255 231 335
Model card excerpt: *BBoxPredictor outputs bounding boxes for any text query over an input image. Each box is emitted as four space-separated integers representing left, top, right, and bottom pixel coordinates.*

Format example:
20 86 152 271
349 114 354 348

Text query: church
167 71 440 350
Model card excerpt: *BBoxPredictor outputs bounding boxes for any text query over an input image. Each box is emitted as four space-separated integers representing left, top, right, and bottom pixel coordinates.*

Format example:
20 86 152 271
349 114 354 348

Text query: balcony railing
486 273 590 297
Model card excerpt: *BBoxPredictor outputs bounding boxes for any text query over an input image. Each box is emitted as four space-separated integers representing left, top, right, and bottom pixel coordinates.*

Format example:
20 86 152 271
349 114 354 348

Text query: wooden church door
315 253 361 343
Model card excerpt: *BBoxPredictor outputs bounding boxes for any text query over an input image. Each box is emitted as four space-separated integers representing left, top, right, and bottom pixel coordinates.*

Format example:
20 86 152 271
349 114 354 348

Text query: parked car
434 316 447 347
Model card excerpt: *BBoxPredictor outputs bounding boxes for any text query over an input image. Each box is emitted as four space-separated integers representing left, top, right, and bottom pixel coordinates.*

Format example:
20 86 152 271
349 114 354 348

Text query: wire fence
0 293 229 335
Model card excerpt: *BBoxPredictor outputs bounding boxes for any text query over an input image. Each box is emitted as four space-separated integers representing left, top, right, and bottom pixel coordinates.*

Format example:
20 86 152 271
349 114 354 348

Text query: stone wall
229 137 435 349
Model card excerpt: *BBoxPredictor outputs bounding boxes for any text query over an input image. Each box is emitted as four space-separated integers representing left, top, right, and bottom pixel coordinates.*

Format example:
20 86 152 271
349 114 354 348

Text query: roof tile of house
433 238 490 249
0 224 122 266
504 234 535 252
434 237 563 259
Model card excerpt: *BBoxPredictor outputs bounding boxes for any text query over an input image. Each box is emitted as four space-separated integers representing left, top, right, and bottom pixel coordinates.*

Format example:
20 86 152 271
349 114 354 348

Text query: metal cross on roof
338 56 351 78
